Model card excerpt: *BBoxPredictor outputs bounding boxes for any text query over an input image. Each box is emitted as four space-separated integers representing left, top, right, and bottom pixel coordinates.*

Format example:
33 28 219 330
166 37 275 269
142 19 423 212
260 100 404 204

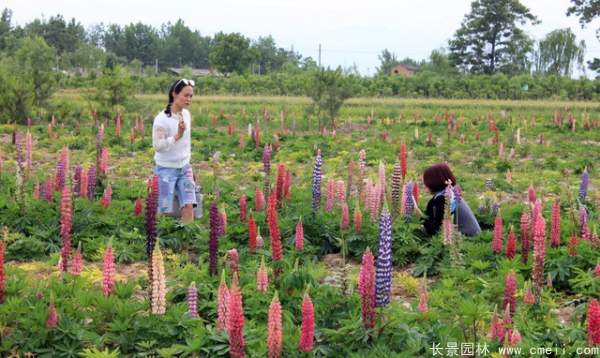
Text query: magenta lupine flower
217 270 229 331
228 249 239 277
326 178 335 212
102 241 116 297
550 199 560 248
503 270 517 316
580 207 590 241
145 175 159 260
256 257 269 292
580 168 589 201
336 179 346 206
46 301 58 328
87 165 97 200
532 216 547 300
520 211 530 264
99 147 109 174
59 185 72 273
101 185 112 208
340 202 350 230
71 242 83 276
209 201 221 276
267 292 282 358
528 184 536 204
358 248 376 328
298 293 315 353
391 162 402 214
73 164 82 196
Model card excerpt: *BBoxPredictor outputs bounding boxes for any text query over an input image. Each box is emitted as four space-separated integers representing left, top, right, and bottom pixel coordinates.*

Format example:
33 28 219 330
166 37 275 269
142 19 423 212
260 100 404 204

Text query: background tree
567 0 600 72
376 49 399 76
306 67 353 129
449 0 539 74
533 28 586 76
209 32 254 75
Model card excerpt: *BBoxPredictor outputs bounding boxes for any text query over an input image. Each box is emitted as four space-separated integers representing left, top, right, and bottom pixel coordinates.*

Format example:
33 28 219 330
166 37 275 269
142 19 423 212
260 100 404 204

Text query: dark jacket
422 191 481 237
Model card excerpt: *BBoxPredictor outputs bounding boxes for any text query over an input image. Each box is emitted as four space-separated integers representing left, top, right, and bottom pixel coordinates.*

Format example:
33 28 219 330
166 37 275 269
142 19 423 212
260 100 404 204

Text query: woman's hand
412 195 424 217
175 118 186 141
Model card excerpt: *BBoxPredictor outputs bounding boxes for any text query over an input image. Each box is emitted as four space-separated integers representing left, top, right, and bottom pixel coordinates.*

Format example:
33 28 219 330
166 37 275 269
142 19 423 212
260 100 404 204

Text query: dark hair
164 79 193 117
423 163 457 193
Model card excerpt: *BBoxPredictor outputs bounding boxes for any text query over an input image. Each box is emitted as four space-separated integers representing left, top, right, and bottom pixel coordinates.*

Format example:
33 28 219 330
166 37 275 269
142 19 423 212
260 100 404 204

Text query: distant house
167 67 221 76
391 63 416 77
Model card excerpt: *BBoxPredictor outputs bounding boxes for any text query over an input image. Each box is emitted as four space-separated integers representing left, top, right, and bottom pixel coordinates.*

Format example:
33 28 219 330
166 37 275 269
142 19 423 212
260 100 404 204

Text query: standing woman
152 78 197 224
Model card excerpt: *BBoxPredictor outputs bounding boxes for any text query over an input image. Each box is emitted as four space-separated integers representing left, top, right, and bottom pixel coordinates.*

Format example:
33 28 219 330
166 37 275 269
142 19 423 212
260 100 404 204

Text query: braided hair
164 79 192 117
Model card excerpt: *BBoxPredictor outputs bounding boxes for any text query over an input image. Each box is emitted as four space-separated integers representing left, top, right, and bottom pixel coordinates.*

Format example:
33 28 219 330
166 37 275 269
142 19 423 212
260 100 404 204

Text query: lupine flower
134 197 143 216
532 200 542 223
71 242 83 276
378 161 386 200
256 226 264 249
115 112 121 137
312 149 323 212
267 292 282 358
99 147 109 174
284 170 292 200
87 165 97 200
528 185 536 204
255 187 265 212
101 184 112 208
580 168 589 201
523 285 536 305
493 212 504 254
145 175 158 258
46 301 58 328
295 218 304 251
256 257 269 293
359 248 376 328
340 202 350 230
504 270 517 316
506 226 516 259
209 201 221 276
326 178 335 212
413 182 419 204
299 293 315 353
227 275 245 358
262 144 272 175
354 203 363 233
442 184 454 246
509 329 522 346
102 241 116 297
580 207 590 241
0 239 5 304
568 234 578 257
399 142 407 180
151 242 166 315
267 193 283 272
453 184 462 204
376 203 393 307
335 179 346 207
248 212 258 252
219 205 228 235
217 270 229 331
55 146 69 192
532 216 546 300
276 163 285 205
594 263 600 277
418 278 429 313
228 249 239 277
187 281 199 318
73 164 82 196
520 211 530 264
80 168 88 199
551 199 560 248
587 299 600 345
33 179 40 200
239 195 247 222
402 182 415 219
44 176 53 202
25 131 32 173
59 185 72 273
391 162 402 214
489 307 505 342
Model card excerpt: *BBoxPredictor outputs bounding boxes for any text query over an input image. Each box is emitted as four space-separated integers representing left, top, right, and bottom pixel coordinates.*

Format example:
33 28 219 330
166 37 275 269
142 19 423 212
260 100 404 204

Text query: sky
5 0 600 76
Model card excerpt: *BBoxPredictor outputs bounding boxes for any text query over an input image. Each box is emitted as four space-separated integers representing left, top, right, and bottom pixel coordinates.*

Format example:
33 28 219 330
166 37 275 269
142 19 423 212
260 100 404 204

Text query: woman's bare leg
181 204 194 224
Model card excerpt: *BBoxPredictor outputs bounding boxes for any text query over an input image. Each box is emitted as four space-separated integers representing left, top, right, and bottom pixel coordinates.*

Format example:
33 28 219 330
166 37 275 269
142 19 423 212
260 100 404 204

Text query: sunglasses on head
176 78 195 87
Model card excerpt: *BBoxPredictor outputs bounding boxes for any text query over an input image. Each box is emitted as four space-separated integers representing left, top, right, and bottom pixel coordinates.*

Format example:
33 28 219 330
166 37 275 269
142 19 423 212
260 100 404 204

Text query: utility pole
318 43 321 68
155 59 158 74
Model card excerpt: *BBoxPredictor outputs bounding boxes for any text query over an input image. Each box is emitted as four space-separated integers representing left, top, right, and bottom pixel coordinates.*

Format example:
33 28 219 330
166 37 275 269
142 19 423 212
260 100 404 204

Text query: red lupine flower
255 187 265 212
227 275 245 358
102 241 115 297
134 197 143 216
353 204 362 233
340 202 350 231
46 301 58 328
594 263 600 277
326 178 335 212
276 164 285 206
71 242 83 276
295 218 304 251
489 308 505 343
532 216 546 300
520 211 530 264
587 299 600 345
336 179 346 206
503 270 517 316
248 212 257 252
59 185 72 273
239 195 247 222
358 248 376 329
492 212 504 254
267 292 282 358
99 147 109 174
550 198 560 248
528 184 536 204
506 226 516 259
298 293 315 353
267 193 283 264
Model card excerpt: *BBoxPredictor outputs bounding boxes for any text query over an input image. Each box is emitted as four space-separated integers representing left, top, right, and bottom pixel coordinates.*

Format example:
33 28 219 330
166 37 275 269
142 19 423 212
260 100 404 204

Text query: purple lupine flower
403 181 414 219
375 203 393 307
312 149 323 212
187 281 199 318
87 165 97 200
485 178 494 190
453 184 462 204
73 164 82 195
391 162 402 214
145 175 159 258
580 168 589 201
209 201 221 276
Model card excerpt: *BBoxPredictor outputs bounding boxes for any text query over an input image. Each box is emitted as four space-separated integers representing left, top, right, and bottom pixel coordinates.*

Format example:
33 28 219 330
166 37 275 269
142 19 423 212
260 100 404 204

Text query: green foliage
209 32 255 75
306 67 354 128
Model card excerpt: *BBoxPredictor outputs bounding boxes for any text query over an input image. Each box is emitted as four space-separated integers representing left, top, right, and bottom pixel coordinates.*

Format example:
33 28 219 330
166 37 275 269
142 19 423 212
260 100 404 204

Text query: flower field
0 94 599 357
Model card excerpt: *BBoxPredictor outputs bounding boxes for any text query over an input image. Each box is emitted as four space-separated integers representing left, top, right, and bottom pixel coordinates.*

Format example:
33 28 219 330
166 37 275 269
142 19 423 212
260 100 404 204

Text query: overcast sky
5 0 600 76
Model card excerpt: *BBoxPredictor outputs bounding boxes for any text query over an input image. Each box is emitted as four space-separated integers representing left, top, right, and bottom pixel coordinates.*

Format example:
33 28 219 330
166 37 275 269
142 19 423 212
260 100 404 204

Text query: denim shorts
154 164 198 214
